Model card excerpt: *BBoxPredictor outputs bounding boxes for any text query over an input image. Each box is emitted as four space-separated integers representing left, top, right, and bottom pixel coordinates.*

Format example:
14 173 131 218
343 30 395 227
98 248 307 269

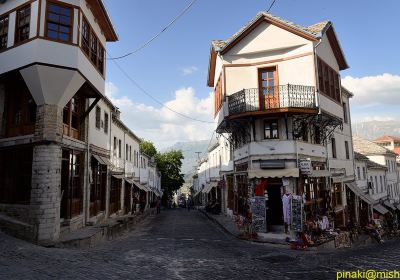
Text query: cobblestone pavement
1 209 400 279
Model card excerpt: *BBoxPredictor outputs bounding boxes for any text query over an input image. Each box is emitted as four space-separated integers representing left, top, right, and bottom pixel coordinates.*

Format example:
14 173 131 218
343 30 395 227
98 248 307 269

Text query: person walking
187 196 192 211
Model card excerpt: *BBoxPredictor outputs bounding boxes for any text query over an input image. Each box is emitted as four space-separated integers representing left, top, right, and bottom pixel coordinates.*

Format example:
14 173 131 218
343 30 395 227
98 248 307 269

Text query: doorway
266 180 283 231
258 67 279 109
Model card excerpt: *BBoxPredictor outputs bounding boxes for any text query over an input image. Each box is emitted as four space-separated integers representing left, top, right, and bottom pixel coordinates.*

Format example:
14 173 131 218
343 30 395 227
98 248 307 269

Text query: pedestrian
156 197 161 214
187 196 192 211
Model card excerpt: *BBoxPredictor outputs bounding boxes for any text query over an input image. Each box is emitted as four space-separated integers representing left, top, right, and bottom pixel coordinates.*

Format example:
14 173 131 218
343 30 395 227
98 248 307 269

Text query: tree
155 150 185 200
140 140 157 158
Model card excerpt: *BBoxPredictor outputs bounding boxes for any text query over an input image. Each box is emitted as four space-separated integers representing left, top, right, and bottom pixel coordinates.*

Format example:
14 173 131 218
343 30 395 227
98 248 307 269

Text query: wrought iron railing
228 84 316 115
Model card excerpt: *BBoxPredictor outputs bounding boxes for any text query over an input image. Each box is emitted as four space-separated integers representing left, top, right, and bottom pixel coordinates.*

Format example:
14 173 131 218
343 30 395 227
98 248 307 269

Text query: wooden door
259 67 279 109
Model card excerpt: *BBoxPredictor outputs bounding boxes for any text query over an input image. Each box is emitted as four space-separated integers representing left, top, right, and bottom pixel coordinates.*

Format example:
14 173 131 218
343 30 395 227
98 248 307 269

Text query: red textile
255 179 267 196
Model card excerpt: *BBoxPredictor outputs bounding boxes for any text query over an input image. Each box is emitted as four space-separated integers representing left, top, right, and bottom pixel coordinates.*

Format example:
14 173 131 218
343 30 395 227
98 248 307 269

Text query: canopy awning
125 178 134 185
133 181 148 191
202 182 218 193
248 168 299 179
345 182 374 205
309 170 331 178
374 204 389 215
384 201 396 210
111 174 124 179
93 154 112 166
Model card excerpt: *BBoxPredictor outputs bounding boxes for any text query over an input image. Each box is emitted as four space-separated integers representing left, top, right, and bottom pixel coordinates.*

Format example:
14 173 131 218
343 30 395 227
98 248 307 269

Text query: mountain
352 120 400 140
163 140 210 179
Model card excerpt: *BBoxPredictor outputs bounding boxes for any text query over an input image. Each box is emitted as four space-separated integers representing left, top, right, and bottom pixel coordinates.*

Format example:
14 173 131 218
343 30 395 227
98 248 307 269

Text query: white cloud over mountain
105 82 215 149
342 73 400 106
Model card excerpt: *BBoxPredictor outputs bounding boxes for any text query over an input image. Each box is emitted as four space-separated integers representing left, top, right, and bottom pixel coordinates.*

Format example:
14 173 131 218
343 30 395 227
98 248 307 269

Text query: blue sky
103 0 400 148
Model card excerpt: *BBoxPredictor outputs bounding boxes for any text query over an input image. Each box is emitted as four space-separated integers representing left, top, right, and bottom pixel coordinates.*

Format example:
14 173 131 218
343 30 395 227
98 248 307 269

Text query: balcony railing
228 84 316 116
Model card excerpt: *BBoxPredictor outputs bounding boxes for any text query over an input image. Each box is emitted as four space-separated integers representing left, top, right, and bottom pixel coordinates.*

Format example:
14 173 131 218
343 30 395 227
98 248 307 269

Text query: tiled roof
374 135 400 142
353 136 397 156
394 147 400 155
354 152 369 161
212 12 330 52
366 159 387 170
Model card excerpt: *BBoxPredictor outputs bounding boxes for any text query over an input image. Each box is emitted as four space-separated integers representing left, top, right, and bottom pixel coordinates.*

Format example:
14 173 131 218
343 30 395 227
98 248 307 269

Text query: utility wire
107 50 215 124
267 0 277 12
108 0 198 60
77 20 214 124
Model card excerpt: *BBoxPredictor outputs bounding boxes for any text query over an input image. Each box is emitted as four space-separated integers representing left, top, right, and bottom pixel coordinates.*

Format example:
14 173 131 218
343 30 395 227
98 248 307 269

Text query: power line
76 19 214 124
267 0 277 12
108 0 198 60
107 50 215 124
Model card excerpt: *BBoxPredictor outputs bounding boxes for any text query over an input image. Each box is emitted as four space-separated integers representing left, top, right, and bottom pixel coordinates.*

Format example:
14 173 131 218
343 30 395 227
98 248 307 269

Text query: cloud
181 66 198 76
341 73 400 106
360 116 395 122
105 82 215 149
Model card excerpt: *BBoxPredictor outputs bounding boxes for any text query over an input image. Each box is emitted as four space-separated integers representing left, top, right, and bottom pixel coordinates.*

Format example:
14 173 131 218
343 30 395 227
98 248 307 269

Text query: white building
353 136 400 207
206 12 355 230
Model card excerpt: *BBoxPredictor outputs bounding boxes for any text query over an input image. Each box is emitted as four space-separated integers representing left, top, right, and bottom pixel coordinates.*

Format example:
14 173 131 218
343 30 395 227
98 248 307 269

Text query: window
118 139 121 158
264 120 278 139
369 176 374 194
81 16 105 75
331 138 337 158
362 167 366 179
98 44 104 74
332 183 342 207
81 17 90 55
95 106 101 129
90 33 98 64
357 167 360 180
46 2 72 42
317 57 341 103
342 102 348 123
113 137 117 155
15 5 31 44
380 176 383 193
0 15 8 50
63 96 82 140
374 176 378 192
104 112 108 134
126 144 128 160
129 146 132 162
345 141 350 159
214 76 223 115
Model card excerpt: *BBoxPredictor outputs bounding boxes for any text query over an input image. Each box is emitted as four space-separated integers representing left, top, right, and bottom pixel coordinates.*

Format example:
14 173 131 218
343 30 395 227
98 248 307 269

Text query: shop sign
250 196 266 232
299 159 312 175
291 195 304 232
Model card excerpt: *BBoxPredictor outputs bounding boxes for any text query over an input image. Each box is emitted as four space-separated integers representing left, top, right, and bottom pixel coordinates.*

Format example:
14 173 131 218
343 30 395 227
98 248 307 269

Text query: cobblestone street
1 209 400 280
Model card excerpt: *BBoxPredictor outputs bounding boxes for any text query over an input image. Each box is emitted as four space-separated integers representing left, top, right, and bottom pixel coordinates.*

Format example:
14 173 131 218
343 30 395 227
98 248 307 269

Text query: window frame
104 112 109 134
95 106 101 129
264 119 279 139
45 1 73 43
331 138 337 158
15 4 31 45
317 56 341 104
345 140 350 159
0 15 9 50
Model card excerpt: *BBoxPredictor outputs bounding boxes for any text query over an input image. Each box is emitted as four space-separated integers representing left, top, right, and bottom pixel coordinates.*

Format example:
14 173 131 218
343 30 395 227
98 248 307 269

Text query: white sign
299 159 312 175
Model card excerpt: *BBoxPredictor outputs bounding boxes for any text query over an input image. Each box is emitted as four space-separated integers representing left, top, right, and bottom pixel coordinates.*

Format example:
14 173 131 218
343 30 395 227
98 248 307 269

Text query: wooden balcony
227 84 317 118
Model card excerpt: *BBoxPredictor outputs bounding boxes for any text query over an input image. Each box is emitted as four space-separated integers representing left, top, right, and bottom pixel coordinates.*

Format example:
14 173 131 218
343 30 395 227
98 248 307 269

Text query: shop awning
384 201 396 210
202 182 218 193
111 174 124 179
133 181 148 191
345 182 374 205
125 178 134 184
92 154 112 166
309 170 331 178
373 204 389 215
248 168 299 179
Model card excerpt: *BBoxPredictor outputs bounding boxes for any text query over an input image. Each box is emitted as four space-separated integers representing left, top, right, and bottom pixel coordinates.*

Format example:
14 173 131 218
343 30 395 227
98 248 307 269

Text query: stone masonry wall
30 144 62 242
